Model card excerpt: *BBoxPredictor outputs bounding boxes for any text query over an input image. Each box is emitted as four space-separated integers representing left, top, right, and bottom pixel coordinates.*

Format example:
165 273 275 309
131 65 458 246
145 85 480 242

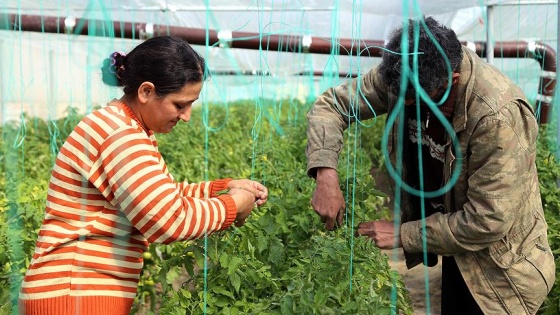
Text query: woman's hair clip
109 51 127 74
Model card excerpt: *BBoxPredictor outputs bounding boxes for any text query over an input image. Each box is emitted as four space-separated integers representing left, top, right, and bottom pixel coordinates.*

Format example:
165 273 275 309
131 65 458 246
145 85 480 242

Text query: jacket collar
451 46 477 134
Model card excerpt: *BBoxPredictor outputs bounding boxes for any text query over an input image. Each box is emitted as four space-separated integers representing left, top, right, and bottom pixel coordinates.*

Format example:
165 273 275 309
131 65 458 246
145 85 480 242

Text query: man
306 16 555 314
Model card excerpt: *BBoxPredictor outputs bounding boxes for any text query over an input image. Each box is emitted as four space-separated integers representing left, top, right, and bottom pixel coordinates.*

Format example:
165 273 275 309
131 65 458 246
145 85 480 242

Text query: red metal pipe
4 13 557 123
4 14 384 55
468 41 556 124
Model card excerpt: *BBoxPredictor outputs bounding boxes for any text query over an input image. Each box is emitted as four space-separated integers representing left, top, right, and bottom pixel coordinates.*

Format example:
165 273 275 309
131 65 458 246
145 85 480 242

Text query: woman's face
143 81 203 133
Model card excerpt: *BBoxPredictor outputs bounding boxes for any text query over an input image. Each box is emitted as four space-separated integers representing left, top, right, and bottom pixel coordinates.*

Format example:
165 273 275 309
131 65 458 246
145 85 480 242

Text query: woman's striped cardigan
19 100 237 315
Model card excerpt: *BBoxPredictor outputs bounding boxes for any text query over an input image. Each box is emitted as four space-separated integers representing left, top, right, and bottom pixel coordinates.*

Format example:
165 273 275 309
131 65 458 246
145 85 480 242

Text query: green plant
152 108 411 314
536 123 560 315
0 100 410 315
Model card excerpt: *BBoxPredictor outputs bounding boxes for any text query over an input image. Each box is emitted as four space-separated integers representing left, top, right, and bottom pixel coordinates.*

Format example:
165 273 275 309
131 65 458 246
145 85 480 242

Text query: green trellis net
0 1 559 314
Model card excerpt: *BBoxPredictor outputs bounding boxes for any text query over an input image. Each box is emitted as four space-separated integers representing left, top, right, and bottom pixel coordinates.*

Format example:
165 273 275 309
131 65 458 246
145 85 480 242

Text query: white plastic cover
0 0 557 120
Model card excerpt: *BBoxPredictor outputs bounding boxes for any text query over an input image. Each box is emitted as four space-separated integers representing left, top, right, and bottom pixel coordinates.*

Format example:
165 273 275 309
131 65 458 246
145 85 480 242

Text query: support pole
556 0 560 187
486 5 495 64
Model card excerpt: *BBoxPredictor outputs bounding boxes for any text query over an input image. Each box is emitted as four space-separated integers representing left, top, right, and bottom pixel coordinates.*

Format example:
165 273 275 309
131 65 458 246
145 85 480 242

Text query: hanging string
4 1 557 314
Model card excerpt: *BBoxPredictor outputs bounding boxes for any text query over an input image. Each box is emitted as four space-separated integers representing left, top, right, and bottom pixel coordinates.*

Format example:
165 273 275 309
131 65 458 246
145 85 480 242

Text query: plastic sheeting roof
0 1 558 120
3 0 557 41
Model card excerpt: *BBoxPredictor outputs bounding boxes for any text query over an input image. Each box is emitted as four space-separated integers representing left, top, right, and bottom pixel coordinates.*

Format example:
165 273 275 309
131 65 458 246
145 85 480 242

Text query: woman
18 36 268 314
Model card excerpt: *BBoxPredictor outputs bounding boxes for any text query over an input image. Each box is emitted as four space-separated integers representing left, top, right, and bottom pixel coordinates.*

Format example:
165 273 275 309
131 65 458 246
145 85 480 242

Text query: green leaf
183 256 195 278
229 272 241 293
280 295 293 314
212 286 235 299
227 257 243 275
267 240 283 264
219 253 229 267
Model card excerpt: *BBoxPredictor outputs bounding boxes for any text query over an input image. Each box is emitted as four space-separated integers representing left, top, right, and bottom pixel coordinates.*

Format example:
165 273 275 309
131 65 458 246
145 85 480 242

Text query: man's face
404 72 460 107
404 86 447 106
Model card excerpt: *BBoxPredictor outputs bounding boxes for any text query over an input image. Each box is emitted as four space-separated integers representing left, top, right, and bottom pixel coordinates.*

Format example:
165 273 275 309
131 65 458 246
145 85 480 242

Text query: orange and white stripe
19 100 236 315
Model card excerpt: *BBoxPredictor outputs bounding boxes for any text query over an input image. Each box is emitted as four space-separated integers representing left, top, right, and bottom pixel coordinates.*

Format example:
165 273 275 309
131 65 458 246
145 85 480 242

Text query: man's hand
356 220 402 249
311 168 345 230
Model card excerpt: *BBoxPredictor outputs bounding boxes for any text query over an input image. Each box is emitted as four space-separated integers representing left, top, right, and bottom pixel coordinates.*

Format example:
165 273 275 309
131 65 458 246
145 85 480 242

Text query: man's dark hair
101 36 206 97
379 17 463 100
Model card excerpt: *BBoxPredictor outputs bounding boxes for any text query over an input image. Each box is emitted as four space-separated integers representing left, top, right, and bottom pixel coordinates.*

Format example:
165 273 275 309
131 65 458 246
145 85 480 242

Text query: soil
385 249 442 315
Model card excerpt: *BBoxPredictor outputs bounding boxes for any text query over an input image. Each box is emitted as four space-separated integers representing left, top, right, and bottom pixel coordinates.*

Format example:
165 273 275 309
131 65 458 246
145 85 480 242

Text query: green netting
0 1 559 314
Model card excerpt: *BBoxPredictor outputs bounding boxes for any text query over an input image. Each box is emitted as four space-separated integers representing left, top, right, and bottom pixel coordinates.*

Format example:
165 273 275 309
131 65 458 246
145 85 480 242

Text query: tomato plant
4 100 560 314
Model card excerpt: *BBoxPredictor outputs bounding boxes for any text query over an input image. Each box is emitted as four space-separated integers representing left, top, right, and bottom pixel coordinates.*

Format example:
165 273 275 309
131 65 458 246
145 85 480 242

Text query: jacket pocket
489 211 542 268
489 224 533 268
522 234 556 292
503 235 555 314
489 213 556 313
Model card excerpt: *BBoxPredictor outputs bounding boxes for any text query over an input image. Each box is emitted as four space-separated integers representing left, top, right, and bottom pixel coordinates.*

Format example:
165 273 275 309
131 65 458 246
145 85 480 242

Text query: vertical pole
556 1 560 188
86 43 92 114
2 35 24 312
49 50 55 119
486 5 495 64
0 39 4 123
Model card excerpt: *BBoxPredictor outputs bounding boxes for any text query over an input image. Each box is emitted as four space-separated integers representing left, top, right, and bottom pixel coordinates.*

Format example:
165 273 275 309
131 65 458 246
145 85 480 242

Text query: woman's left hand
228 179 268 206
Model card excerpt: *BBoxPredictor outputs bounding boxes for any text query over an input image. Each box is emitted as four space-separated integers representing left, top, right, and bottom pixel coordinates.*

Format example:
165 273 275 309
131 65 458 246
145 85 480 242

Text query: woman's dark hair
379 17 463 100
101 36 206 97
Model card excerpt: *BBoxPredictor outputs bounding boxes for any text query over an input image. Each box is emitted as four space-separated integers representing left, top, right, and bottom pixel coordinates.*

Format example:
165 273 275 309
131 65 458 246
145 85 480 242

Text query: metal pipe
496 0 558 5
0 39 4 124
3 13 557 124
486 5 495 64
557 0 560 187
48 50 55 119
298 71 358 78
4 14 384 56
469 41 557 124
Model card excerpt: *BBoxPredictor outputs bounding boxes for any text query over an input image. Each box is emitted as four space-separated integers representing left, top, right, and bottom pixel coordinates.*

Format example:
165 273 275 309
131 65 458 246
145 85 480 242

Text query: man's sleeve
305 67 389 177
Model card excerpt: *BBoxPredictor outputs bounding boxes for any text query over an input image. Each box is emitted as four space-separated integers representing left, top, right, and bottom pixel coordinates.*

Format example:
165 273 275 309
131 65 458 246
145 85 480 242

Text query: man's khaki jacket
306 47 555 314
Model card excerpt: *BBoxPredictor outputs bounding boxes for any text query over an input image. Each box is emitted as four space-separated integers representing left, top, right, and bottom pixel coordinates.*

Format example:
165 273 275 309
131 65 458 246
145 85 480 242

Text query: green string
380 5 462 313
3 2 556 314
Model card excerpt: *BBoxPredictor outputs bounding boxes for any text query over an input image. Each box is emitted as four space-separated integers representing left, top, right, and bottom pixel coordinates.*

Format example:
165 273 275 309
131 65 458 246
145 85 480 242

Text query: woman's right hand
227 188 257 227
